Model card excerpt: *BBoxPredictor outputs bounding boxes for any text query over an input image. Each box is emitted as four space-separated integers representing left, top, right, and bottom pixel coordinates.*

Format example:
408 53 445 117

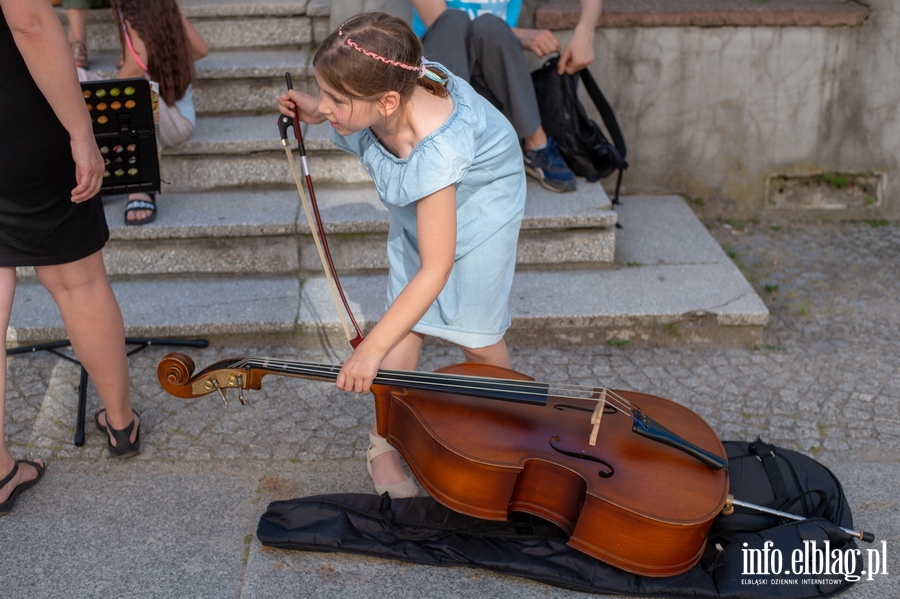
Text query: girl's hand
336 342 385 394
514 28 561 58
333 186 456 396
277 89 324 124
70 137 104 203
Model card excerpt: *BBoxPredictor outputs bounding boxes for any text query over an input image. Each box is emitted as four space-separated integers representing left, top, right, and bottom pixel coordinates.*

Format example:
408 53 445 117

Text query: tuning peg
237 375 248 406
210 378 228 406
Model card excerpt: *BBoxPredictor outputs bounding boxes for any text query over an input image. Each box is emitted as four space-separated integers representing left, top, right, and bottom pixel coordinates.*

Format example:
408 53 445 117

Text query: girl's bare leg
367 335 511 489
35 252 137 444
0 267 43 503
460 338 511 369
368 331 424 488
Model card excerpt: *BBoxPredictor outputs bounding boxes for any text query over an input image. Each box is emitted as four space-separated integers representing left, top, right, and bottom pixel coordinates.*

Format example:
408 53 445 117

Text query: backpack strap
579 69 627 163
778 489 829 519
749 436 792 504
578 68 628 205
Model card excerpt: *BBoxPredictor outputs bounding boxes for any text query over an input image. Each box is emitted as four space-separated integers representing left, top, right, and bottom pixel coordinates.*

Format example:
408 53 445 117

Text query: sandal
0 459 46 517
124 192 157 226
366 432 418 499
71 39 88 69
96 408 141 459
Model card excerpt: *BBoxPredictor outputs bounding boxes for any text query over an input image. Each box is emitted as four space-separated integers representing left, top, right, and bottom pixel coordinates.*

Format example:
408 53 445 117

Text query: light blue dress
329 66 525 348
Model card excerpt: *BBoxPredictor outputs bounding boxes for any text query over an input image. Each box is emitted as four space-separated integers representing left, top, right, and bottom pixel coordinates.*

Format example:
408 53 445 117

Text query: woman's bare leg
0 267 43 503
35 251 137 444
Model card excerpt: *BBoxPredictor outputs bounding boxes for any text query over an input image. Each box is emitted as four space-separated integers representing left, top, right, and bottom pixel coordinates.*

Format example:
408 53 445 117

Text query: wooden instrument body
372 363 729 577
158 354 729 577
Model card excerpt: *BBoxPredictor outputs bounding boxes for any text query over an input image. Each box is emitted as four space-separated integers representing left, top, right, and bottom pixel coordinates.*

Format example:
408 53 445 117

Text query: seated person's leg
62 0 111 68
467 14 538 139
469 15 576 192
62 0 90 67
421 9 473 81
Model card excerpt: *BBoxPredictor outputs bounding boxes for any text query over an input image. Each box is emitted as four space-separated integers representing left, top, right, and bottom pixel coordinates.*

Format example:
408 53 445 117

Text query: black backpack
531 56 628 204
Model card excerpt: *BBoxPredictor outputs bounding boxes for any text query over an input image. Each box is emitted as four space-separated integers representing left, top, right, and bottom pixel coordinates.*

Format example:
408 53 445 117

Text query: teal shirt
412 0 522 37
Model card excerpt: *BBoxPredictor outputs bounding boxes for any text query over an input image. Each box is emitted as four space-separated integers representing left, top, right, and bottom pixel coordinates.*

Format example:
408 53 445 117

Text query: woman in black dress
0 0 141 515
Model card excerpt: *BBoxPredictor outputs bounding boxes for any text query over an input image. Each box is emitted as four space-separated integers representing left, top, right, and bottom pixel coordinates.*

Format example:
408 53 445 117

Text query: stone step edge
99 185 617 243
57 0 329 22
85 49 315 84
8 196 769 347
13 187 617 279
536 0 869 29
161 116 357 158
7 265 768 348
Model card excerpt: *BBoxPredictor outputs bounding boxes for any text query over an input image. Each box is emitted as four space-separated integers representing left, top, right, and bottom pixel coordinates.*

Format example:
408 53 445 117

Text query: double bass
159 352 729 577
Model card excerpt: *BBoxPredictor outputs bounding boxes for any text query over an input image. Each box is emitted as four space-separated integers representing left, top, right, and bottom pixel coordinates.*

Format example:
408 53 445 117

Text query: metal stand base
7 338 208 446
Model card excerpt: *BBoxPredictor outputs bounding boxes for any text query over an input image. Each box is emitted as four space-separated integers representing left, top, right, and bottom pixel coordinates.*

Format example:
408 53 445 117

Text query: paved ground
2 220 899 598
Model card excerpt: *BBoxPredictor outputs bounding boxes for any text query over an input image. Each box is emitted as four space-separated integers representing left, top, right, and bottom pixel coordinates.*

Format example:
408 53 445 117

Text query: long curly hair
314 12 448 104
112 0 194 105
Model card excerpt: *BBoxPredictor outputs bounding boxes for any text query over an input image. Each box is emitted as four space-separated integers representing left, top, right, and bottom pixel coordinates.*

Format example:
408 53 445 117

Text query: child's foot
523 137 577 193
367 433 418 499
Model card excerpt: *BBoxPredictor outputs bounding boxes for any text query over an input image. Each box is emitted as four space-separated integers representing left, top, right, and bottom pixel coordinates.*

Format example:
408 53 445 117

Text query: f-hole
549 435 614 478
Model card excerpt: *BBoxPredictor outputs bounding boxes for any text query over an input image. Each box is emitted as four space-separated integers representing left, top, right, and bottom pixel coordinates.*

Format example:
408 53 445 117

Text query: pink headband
339 23 426 79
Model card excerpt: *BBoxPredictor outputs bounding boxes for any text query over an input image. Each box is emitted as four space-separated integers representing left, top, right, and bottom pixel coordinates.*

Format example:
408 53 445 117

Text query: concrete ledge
99 180 614 274
536 0 870 29
57 0 312 22
294 195 769 347
7 196 766 347
7 276 302 344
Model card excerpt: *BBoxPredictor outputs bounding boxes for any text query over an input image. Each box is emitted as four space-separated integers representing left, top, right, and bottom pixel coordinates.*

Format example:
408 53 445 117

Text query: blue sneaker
523 137 576 192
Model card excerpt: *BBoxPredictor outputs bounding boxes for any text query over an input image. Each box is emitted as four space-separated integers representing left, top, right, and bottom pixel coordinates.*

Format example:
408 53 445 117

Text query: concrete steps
157 119 370 190
82 50 315 116
12 1 770 349
92 179 616 277
59 0 330 52
9 196 768 347
75 108 615 277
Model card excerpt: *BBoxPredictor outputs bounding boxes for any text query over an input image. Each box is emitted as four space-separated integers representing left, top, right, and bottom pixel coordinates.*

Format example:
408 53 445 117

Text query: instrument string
229 357 638 415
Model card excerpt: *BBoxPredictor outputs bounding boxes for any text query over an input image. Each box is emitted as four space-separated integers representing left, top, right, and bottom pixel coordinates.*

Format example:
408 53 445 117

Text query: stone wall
331 0 899 222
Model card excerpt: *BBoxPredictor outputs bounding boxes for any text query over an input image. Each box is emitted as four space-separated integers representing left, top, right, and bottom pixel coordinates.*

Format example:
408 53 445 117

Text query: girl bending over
278 12 526 498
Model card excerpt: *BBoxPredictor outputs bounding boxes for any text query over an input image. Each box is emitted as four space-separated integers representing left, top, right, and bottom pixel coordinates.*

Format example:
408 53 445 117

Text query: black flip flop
0 459 46 517
96 408 141 459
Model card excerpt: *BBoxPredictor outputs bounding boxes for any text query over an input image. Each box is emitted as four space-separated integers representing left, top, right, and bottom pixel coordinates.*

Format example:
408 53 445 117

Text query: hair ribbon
338 23 447 84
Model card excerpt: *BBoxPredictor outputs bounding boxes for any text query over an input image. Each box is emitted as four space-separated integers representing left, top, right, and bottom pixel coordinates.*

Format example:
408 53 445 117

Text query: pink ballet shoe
366 432 419 499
